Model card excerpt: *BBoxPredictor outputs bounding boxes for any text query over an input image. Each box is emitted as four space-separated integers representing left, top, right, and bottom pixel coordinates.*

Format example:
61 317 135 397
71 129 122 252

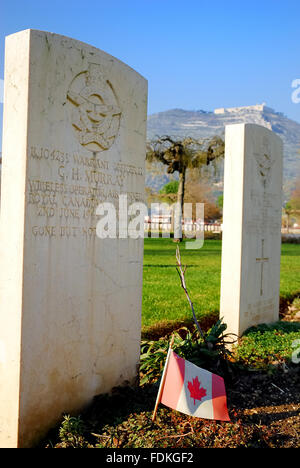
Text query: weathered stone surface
220 123 283 338
0 29 147 447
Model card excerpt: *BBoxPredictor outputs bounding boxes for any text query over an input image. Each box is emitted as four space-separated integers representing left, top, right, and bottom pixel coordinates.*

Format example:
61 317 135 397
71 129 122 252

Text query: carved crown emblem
67 63 122 152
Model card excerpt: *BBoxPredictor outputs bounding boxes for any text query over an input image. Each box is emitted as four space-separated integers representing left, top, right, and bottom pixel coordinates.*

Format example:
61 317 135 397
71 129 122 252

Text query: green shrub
58 415 89 448
235 322 300 368
139 319 234 385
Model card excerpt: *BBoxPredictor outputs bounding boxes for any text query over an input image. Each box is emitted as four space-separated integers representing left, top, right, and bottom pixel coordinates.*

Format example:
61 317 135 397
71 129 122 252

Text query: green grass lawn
142 238 300 329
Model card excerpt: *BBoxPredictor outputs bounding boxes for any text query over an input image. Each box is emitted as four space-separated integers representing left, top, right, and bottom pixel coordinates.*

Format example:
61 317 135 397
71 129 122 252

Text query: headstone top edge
5 29 148 84
225 122 283 145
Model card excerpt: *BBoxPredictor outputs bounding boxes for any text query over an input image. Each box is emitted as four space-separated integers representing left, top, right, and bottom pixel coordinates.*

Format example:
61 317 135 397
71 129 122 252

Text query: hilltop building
214 103 274 115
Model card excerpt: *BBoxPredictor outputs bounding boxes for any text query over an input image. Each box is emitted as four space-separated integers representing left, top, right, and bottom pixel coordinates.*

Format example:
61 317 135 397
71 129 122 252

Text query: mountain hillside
146 104 300 197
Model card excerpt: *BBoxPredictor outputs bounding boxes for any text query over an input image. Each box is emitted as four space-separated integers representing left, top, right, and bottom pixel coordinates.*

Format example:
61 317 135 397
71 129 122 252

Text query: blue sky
1 0 300 123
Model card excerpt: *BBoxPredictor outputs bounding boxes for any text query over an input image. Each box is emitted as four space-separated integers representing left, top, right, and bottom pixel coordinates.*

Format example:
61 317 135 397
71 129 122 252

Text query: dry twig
175 246 206 342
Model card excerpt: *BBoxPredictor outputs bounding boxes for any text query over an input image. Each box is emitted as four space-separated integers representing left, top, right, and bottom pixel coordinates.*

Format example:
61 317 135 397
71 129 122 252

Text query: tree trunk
174 168 186 242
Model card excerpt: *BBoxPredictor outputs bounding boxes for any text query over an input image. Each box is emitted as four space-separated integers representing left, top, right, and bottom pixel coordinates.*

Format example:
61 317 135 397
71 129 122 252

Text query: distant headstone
0 30 147 448
220 123 283 338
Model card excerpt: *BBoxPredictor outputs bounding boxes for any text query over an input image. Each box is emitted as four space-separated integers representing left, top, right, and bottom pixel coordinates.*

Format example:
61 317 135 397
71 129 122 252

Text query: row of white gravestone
0 29 283 448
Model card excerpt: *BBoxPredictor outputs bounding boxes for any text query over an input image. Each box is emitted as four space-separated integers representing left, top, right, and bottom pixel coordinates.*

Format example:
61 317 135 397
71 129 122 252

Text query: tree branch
175 246 206 342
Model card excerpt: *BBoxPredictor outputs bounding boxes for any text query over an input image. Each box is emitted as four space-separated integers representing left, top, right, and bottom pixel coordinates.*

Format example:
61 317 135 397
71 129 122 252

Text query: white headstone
220 123 283 338
0 30 147 447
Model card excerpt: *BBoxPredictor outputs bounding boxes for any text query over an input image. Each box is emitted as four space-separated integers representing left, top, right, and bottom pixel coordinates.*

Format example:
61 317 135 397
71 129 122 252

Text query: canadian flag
154 350 230 421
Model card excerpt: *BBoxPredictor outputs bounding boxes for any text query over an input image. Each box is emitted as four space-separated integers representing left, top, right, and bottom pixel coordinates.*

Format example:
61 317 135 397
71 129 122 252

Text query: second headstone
220 123 283 338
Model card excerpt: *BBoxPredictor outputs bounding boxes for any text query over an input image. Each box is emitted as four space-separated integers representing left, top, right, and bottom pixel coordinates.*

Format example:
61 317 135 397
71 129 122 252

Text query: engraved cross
256 239 269 296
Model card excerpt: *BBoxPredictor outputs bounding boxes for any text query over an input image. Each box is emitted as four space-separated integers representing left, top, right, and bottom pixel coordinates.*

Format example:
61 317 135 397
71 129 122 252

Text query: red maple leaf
187 376 207 405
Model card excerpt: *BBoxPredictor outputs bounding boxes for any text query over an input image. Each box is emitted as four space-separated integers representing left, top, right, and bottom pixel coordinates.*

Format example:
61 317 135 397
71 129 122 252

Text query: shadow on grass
141 312 219 340
279 292 300 317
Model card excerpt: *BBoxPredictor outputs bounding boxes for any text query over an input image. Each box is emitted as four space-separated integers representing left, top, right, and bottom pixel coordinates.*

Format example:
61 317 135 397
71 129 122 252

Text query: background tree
159 180 179 196
146 135 224 241
184 174 222 222
283 201 293 233
217 194 224 211
284 178 300 229
290 179 300 211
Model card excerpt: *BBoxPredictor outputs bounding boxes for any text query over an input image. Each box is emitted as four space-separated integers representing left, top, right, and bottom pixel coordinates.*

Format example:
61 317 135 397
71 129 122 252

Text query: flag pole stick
151 335 175 422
